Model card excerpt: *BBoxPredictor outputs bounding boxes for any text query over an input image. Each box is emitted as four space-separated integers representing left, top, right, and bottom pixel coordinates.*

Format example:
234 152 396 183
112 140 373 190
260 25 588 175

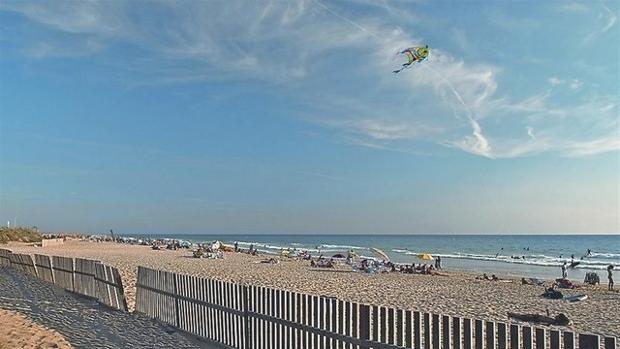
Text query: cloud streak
1 0 618 159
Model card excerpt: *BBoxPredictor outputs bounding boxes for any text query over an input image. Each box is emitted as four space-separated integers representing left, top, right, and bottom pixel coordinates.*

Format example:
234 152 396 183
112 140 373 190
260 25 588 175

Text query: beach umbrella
371 247 390 262
417 253 434 261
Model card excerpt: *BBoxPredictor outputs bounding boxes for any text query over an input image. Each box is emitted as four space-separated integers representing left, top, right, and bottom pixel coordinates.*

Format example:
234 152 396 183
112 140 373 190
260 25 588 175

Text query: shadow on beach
0 268 222 349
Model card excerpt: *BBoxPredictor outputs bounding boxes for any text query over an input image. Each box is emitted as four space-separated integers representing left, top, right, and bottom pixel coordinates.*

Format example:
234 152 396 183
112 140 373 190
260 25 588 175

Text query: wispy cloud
1 0 618 159
579 3 618 44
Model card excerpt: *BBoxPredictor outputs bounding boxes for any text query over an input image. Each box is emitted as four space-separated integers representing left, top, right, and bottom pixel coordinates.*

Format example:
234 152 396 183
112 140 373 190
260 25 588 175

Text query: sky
0 0 618 235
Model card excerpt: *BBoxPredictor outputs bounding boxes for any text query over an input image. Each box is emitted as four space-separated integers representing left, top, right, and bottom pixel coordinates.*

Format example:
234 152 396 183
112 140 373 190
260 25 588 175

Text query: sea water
130 234 619 282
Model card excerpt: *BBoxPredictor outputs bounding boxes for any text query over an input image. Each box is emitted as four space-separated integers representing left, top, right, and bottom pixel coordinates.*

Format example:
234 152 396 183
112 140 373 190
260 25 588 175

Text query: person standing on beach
608 265 615 291
435 256 442 269
561 262 567 279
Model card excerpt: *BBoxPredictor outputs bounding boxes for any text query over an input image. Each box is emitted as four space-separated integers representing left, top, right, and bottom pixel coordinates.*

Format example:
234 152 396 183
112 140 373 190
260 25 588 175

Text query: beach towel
555 278 576 289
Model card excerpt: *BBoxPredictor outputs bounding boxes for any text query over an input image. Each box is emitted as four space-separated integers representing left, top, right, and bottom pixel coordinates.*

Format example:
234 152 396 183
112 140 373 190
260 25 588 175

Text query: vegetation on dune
0 227 42 244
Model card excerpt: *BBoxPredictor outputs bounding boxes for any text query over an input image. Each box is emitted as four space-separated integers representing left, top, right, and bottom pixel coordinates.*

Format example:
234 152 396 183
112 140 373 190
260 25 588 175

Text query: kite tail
393 63 413 74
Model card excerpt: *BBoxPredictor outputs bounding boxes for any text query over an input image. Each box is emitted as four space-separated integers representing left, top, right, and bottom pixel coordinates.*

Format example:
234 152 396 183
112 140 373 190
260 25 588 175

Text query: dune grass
0 227 42 244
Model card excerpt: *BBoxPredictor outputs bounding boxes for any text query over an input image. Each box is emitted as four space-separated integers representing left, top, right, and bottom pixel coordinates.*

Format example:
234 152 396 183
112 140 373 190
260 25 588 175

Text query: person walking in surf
561 262 567 279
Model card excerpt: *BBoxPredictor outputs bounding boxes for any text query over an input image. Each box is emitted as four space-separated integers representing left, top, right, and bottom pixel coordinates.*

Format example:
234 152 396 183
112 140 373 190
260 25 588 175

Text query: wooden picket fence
0 249 127 312
52 255 75 291
0 248 11 267
94 263 128 311
8 253 38 276
74 258 99 298
34 254 55 283
136 267 616 349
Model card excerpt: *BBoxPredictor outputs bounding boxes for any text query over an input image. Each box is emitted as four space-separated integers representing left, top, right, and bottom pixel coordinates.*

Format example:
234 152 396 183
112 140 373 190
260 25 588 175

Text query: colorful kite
393 45 429 73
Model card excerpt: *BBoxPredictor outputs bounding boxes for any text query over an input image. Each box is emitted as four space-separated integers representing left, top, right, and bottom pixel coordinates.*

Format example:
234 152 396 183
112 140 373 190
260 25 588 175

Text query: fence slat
486 321 495 349
442 315 451 349
474 320 484 349
34 254 54 283
510 324 520 349
424 313 432 349
497 322 508 349
74 258 99 298
0 249 12 267
523 326 533 349
536 328 546 349
550 330 560 349
433 314 441 349
52 256 74 292
463 318 473 349
563 332 575 349
579 334 600 349
605 337 617 349
452 317 461 349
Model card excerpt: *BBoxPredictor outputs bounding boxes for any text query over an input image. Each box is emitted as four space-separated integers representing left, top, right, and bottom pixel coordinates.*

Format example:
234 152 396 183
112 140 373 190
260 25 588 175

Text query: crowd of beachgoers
37 233 616 293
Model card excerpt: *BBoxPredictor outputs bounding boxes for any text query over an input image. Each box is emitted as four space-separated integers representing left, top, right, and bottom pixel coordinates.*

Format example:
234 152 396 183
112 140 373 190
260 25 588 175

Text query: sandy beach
0 309 73 349
6 239 620 338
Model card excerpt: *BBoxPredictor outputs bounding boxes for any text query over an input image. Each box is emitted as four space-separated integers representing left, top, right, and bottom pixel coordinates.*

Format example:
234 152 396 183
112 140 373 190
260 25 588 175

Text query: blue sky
0 0 618 234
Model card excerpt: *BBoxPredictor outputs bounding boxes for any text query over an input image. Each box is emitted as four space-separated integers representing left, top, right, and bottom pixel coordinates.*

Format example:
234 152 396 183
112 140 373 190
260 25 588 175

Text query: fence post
243 285 251 349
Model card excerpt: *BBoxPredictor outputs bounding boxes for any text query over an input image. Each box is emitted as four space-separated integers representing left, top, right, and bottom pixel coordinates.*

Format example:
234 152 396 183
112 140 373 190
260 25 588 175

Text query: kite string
311 0 380 39
312 0 486 149
312 0 473 119
422 64 475 121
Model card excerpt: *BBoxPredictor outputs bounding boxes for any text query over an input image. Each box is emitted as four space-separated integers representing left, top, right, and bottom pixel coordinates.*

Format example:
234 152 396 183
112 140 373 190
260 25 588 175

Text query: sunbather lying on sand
311 259 334 268
508 312 571 326
476 273 492 281
522 277 545 286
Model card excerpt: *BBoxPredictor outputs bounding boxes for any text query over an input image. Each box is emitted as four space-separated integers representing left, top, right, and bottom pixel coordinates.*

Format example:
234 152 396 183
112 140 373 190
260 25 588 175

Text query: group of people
397 263 438 275
557 249 614 291
478 273 501 281
233 242 259 256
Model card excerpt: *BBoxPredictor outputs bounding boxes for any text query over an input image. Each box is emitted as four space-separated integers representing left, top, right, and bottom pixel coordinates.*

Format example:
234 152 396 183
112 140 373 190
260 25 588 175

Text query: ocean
129 234 619 281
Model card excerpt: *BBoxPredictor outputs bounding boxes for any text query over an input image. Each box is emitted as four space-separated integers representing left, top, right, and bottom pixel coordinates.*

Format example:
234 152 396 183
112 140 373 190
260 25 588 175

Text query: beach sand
7 240 620 337
0 309 73 349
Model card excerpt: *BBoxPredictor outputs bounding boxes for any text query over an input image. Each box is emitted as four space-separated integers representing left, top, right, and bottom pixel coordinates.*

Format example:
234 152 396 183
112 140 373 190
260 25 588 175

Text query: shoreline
4 239 619 337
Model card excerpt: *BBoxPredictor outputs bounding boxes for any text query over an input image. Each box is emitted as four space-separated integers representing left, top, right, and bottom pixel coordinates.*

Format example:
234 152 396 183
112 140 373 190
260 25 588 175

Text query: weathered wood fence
8 252 38 276
0 249 12 267
95 263 128 310
136 267 616 349
34 254 54 283
0 248 127 311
